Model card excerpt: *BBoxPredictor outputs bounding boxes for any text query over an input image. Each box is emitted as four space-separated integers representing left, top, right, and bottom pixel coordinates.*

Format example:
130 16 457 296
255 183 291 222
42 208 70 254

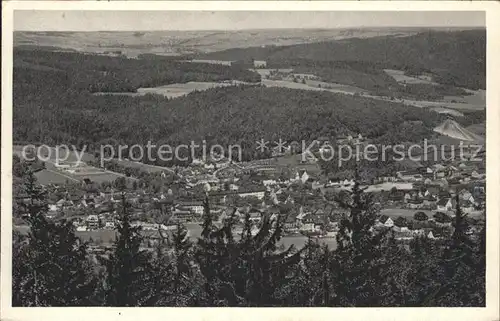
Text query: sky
14 11 485 31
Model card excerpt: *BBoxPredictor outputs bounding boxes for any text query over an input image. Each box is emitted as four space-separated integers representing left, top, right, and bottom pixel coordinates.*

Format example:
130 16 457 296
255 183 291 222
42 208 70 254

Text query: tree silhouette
413 211 428 221
331 170 388 306
101 194 152 306
12 171 97 306
427 195 483 306
195 196 303 306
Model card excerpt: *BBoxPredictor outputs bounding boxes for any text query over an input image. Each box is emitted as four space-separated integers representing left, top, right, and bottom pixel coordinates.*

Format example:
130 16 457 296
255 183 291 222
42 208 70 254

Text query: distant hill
13 76 445 165
434 119 485 143
198 29 485 90
13 46 484 167
14 28 423 57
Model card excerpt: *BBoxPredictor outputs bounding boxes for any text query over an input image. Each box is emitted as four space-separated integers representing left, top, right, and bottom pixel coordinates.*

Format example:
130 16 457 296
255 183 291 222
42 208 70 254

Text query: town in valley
10 10 487 307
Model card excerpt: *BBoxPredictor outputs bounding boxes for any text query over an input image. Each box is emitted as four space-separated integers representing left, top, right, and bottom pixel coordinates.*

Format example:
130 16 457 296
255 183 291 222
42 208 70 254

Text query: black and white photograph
1 3 499 319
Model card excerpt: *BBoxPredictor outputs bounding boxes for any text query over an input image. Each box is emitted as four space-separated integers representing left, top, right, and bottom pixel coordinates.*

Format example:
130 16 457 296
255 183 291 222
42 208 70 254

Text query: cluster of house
374 213 481 242
396 162 485 184
376 215 447 241
382 184 484 213
18 140 486 249
215 203 343 236
286 208 339 235
32 154 322 227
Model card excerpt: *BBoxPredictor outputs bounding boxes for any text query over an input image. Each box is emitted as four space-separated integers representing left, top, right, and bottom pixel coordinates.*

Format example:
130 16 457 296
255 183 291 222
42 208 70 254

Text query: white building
192 158 205 166
377 216 394 228
238 190 266 200
294 170 310 184
253 60 267 68
105 221 115 229
178 202 204 215
437 198 456 212
263 179 278 187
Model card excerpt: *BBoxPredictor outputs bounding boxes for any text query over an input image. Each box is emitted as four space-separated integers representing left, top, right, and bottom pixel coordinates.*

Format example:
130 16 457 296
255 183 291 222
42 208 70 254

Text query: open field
381 208 435 219
34 169 79 185
114 159 174 174
14 145 133 184
430 107 465 117
33 167 129 185
190 59 233 66
14 144 177 183
384 69 438 85
251 69 294 77
95 77 361 99
362 90 485 111
87 65 483 111
15 28 420 58
93 81 254 99
136 81 251 98
381 208 484 220
234 153 321 176
85 172 133 183
261 73 485 111
262 78 363 95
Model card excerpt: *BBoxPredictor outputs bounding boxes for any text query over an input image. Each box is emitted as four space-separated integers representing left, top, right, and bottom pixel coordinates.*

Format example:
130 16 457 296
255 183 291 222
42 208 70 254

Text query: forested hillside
198 30 486 90
14 62 446 161
14 48 261 93
13 48 485 166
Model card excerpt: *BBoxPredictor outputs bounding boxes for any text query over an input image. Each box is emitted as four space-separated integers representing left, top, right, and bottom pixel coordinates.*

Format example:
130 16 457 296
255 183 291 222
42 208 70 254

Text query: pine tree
378 231 415 306
194 196 221 305
406 235 443 306
331 171 387 306
171 224 193 294
168 224 204 305
276 237 317 306
195 197 303 306
475 214 486 306
102 194 152 306
12 171 97 306
320 245 332 306
145 223 204 306
433 194 483 306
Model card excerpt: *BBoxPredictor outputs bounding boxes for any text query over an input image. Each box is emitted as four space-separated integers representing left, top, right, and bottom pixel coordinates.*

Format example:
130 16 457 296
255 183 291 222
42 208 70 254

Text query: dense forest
14 48 261 93
13 51 485 168
12 169 485 307
198 30 486 90
14 64 450 163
